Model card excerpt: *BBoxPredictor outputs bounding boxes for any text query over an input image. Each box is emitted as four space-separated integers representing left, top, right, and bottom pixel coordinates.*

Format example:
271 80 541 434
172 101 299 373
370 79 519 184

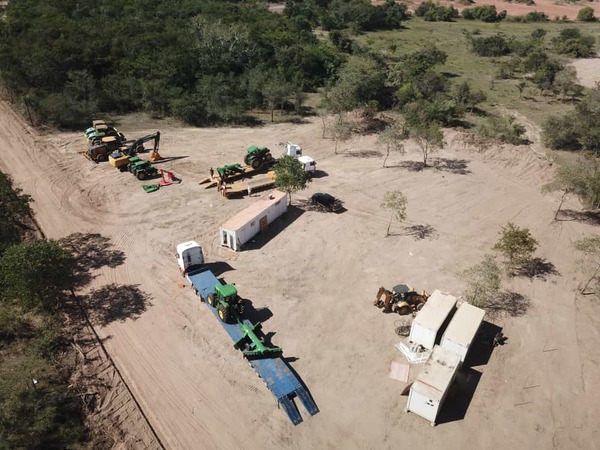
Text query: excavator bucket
149 151 162 162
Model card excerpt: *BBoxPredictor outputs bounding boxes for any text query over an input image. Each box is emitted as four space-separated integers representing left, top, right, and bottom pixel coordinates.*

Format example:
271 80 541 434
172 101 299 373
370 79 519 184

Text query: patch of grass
360 19 600 126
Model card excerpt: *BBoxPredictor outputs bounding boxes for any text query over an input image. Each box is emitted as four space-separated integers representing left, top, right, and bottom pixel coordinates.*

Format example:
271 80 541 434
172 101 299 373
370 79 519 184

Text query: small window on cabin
251 221 255 227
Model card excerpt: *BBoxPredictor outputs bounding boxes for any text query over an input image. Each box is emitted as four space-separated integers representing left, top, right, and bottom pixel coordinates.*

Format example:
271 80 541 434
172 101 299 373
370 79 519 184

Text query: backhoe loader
373 285 429 315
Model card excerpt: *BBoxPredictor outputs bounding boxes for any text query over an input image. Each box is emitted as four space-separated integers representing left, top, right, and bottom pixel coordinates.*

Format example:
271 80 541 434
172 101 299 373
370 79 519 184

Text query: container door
228 232 235 250
408 390 438 423
222 230 228 246
259 215 268 233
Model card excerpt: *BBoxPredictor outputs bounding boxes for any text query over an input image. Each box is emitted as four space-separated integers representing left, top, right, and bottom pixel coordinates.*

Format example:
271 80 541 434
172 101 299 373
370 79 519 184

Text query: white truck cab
298 155 316 174
284 142 302 158
176 241 204 274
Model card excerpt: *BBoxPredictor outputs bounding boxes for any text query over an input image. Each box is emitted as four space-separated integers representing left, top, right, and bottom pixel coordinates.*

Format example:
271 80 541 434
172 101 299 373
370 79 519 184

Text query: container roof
176 240 200 254
413 290 457 332
443 302 485 346
221 190 288 231
411 346 461 401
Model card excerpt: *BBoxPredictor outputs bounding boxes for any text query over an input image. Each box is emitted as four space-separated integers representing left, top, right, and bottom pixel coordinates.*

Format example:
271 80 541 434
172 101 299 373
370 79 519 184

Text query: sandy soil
1 100 600 450
571 57 600 88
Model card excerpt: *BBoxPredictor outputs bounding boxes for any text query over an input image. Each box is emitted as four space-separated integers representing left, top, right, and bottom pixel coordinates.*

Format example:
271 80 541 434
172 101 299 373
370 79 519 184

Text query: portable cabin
405 345 461 426
176 240 204 274
441 302 485 362
408 290 457 350
220 190 288 251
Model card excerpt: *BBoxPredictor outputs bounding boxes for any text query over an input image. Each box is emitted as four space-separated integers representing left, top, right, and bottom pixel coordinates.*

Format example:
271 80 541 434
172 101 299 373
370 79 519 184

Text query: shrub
415 1 459 21
462 5 507 22
552 28 596 58
476 115 527 145
577 6 596 22
471 34 512 56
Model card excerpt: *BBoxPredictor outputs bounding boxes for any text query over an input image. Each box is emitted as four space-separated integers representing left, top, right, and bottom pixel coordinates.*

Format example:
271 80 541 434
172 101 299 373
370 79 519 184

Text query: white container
405 345 461 426
298 155 316 173
408 290 457 350
220 190 288 251
441 302 485 362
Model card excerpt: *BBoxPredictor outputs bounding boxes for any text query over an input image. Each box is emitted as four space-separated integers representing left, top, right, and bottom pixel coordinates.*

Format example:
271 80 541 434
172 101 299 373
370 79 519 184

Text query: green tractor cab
127 158 158 180
207 283 245 323
244 145 274 170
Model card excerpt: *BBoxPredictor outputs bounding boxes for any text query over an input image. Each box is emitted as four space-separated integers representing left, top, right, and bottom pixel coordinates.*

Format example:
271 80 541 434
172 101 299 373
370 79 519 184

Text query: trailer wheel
207 293 216 307
217 304 230 323
416 302 425 311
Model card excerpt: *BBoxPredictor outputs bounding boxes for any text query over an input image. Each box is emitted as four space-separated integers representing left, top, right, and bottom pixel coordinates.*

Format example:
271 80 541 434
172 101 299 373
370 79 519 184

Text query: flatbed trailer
219 171 276 198
199 162 276 188
186 268 318 425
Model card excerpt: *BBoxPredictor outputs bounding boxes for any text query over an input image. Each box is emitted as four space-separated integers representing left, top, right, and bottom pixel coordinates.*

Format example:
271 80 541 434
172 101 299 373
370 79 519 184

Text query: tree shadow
485 291 531 319
397 160 425 172
436 367 482 425
61 233 126 288
556 209 600 225
342 149 382 158
431 158 471 175
83 284 152 326
399 224 438 240
513 257 560 280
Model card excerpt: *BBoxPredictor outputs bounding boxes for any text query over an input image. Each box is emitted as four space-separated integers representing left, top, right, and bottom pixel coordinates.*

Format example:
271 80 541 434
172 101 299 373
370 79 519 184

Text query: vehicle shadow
310 170 329 179
60 233 126 288
241 299 273 324
243 206 305 251
82 283 152 326
206 261 235 278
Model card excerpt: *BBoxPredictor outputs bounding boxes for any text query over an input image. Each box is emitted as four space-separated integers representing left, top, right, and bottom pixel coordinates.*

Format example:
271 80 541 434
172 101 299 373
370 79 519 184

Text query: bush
507 11 549 22
577 6 596 22
471 34 512 56
415 1 459 21
476 115 527 145
462 5 507 22
542 115 580 150
552 28 596 58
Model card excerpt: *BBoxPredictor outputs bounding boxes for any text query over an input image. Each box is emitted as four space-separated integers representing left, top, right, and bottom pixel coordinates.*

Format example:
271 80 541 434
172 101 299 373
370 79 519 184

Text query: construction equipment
217 163 244 181
178 240 319 425
207 283 245 323
244 145 274 169
127 157 159 180
85 121 125 145
310 193 343 212
374 285 429 315
86 136 123 162
234 322 282 357
120 131 161 160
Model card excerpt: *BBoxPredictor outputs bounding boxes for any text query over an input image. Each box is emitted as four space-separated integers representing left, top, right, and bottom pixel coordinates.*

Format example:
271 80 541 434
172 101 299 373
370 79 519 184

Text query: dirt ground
1 99 600 450
571 57 600 88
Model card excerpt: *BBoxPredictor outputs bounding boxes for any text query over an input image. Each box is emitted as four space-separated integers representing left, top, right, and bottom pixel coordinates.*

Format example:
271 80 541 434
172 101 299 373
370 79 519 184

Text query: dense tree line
0 0 342 128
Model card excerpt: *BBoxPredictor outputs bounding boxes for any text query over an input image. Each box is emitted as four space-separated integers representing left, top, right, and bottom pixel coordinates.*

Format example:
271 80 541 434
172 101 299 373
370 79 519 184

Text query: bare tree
377 122 407 168
410 123 445 167
380 191 407 236
574 236 600 295
331 118 353 154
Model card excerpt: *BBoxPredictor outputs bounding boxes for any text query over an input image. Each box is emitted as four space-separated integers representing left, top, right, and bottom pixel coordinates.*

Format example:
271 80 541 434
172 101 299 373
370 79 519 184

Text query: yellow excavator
373 285 429 315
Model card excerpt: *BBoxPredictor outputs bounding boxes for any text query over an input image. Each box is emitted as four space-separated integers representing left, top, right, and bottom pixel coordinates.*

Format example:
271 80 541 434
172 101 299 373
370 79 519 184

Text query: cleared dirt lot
1 100 599 449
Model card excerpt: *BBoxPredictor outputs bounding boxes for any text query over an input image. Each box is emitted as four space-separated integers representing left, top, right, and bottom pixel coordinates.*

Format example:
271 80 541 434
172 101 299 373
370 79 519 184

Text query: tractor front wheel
217 304 230 323
207 293 216 307
251 160 261 170
396 303 411 316
137 172 146 180
97 154 107 162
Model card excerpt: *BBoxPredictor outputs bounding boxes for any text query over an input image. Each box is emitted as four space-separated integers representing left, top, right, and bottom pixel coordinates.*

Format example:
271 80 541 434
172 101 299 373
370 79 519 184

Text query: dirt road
1 101 599 449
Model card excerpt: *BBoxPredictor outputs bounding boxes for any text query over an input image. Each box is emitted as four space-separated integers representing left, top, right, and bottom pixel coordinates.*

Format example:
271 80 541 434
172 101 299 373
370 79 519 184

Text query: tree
573 236 600 295
553 66 582 101
0 172 32 255
493 222 539 273
577 6 596 22
261 70 294 122
377 122 407 167
410 123 445 167
542 159 587 219
380 191 407 236
0 240 74 310
461 254 502 308
274 155 309 205
331 118 353 154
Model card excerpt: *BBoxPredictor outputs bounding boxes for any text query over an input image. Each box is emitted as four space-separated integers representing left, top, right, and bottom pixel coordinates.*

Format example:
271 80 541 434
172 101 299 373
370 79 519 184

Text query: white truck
284 142 316 175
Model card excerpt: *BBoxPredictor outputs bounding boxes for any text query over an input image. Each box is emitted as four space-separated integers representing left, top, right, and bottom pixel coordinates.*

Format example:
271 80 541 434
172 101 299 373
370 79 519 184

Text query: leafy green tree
476 115 527 145
410 123 445 167
542 114 580 150
577 6 596 22
381 191 407 236
573 236 600 295
553 66 583 101
542 159 588 219
493 222 539 273
0 240 74 310
377 122 407 167
0 172 33 255
461 254 502 308
261 70 294 122
452 81 486 113
274 155 309 205
470 34 511 57
331 117 354 154
552 28 596 58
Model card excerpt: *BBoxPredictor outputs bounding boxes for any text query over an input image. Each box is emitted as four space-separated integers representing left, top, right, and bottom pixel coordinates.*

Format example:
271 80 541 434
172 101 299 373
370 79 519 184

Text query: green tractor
217 163 244 181
244 145 274 170
207 284 244 323
127 157 159 180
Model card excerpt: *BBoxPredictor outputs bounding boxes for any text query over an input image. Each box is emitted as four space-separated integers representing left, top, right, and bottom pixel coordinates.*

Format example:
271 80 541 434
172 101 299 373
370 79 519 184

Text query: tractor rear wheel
97 153 107 162
217 304 230 322
416 302 425 312
137 172 146 180
265 153 273 161
237 301 245 317
207 293 216 307
396 303 411 316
